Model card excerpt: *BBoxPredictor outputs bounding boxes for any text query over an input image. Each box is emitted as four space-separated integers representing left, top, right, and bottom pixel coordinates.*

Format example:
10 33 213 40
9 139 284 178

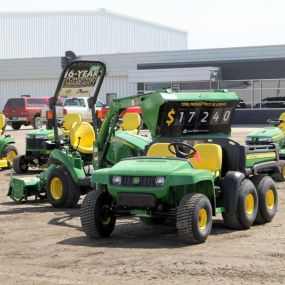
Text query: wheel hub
101 204 111 225
266 189 275 210
6 150 17 165
198 208 208 230
50 177 63 200
245 193 254 215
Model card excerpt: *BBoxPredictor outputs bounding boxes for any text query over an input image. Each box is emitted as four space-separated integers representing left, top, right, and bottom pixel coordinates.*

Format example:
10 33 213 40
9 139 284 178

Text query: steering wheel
168 142 197 159
267 118 285 126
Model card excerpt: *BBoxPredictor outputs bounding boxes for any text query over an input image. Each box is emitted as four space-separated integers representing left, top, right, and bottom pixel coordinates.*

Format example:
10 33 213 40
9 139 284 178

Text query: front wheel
176 193 212 244
13 155 29 173
80 190 116 238
223 179 258 230
2 145 18 167
46 167 80 208
11 122 22 130
32 115 42 129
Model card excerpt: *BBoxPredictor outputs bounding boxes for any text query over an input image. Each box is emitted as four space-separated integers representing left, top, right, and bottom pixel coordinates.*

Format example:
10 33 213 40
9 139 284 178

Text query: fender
221 171 245 213
48 149 85 182
0 136 15 154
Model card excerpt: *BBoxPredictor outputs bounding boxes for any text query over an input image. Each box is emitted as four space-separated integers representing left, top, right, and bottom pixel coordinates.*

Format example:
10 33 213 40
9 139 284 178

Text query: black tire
32 115 42 129
11 122 22 130
80 190 116 238
223 179 258 230
46 167 80 208
251 175 278 224
13 154 29 173
272 160 285 182
176 193 212 244
2 144 18 167
139 216 167 225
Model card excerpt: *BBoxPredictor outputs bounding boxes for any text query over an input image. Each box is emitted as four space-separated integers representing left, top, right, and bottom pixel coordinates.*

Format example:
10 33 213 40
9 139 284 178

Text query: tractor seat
0 114 6 135
120 113 142 135
189 143 222 179
146 143 175 157
146 142 222 179
69 122 95 154
278 112 285 132
62 113 82 136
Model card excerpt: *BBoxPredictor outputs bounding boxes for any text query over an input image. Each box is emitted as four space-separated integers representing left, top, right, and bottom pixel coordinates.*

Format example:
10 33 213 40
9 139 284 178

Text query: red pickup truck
2 96 49 130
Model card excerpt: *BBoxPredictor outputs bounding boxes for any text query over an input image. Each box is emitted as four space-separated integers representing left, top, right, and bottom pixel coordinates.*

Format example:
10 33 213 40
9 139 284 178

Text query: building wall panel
0 75 135 110
0 10 187 59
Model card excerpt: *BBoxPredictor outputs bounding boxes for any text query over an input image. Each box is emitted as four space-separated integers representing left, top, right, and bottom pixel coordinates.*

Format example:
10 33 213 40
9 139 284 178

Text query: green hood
26 127 63 139
246 127 284 145
92 157 214 188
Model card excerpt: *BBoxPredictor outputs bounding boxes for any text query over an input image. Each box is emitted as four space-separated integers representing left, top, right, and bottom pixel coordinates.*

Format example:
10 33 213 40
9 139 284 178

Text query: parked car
40 97 106 126
39 97 65 128
237 99 247 108
258 96 285 108
2 96 49 130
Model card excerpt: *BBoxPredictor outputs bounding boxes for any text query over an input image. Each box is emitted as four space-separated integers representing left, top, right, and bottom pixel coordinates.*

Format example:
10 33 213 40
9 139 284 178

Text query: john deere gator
80 88 280 244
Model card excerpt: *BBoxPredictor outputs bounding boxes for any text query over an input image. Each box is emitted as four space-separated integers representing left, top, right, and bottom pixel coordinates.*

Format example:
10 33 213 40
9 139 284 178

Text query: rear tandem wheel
223 179 258 230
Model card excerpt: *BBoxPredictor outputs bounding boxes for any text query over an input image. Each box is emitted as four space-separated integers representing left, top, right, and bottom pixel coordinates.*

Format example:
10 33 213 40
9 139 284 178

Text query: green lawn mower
80 90 280 244
246 112 285 181
12 112 82 174
0 114 18 169
8 60 150 204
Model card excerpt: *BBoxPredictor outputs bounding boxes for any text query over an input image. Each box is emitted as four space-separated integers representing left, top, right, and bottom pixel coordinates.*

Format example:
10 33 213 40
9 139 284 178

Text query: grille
122 176 155 187
26 138 47 150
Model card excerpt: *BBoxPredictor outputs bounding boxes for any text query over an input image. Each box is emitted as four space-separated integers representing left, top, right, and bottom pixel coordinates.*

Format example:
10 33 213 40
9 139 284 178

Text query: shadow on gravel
57 218 235 249
0 201 80 215
2 169 43 177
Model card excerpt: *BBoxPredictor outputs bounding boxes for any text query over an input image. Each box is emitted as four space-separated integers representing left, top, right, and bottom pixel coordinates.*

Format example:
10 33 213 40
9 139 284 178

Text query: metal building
1 9 285 124
1 44 285 110
0 10 187 59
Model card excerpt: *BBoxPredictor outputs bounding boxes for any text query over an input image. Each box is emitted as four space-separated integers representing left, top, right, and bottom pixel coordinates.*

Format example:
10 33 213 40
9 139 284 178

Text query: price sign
160 100 237 136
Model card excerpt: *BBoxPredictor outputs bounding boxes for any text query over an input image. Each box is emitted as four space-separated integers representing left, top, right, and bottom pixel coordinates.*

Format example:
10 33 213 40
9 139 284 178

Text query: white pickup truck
40 97 106 127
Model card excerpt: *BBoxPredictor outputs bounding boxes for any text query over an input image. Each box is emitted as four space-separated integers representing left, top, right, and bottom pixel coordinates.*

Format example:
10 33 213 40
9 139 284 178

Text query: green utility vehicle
80 90 280 244
8 60 150 204
0 114 18 169
246 112 285 181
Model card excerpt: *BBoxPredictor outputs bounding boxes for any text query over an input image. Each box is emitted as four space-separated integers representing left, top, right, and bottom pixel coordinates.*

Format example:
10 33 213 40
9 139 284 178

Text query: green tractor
246 112 285 181
8 60 150 204
12 112 82 173
13 127 60 173
0 114 18 169
80 89 280 244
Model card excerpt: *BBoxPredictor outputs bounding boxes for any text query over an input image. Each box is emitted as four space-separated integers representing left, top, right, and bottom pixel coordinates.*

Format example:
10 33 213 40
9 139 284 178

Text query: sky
1 0 285 49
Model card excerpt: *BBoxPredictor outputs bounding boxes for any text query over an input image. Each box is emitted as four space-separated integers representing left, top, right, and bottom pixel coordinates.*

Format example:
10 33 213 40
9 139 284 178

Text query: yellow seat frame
120 113 142 135
69 122 95 154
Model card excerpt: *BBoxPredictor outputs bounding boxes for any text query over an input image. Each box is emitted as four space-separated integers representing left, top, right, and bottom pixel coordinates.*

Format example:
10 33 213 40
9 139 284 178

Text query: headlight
111 176 122 185
155 176 165 187
246 137 253 141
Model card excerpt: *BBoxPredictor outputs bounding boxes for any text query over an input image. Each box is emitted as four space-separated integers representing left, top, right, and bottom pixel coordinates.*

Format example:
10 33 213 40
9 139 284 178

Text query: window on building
144 82 171 91
180 81 210 91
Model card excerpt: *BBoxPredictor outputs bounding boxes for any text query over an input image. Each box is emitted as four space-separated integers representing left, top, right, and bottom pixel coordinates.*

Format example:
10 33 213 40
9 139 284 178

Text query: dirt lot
0 126 284 285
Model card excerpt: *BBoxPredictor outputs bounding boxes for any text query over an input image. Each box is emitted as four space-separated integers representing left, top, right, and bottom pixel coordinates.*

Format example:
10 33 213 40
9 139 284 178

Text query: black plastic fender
221 171 245 213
